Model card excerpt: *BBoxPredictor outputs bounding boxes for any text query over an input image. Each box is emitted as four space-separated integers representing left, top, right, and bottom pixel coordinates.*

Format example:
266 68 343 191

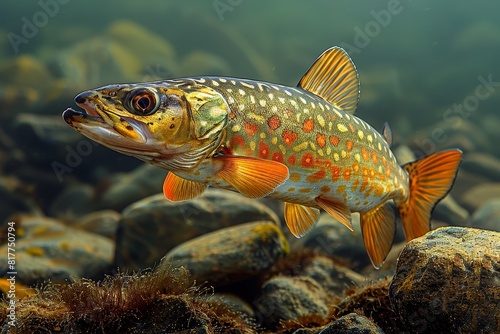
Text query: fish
62 47 463 268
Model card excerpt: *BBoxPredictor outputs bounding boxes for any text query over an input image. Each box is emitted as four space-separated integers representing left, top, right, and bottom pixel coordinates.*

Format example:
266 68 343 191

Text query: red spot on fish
329 135 340 146
259 141 270 159
287 155 297 165
301 152 315 168
244 121 258 137
316 134 326 148
346 140 354 151
229 135 245 148
229 110 236 119
302 119 314 132
272 152 283 162
306 168 326 182
353 162 360 173
267 115 281 130
282 130 298 146
343 167 352 181
330 166 341 181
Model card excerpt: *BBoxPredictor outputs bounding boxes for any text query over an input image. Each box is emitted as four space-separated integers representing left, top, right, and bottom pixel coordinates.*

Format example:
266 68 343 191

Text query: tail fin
397 149 463 241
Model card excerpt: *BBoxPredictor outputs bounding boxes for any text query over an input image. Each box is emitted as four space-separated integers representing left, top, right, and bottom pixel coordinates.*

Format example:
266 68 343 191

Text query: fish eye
127 88 160 116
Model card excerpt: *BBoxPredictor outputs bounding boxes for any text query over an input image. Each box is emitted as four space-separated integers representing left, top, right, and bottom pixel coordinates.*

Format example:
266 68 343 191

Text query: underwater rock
319 313 385 334
461 152 500 182
0 214 113 285
99 164 167 212
115 189 281 271
254 275 330 330
469 199 500 231
202 293 255 320
163 221 288 286
49 182 96 217
458 182 500 212
303 213 370 271
0 176 40 224
73 209 122 240
389 227 500 334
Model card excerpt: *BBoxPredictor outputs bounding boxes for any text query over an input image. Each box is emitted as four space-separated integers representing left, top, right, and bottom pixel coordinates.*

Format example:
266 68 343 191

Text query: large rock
319 313 385 334
114 189 281 270
389 227 500 334
163 221 288 286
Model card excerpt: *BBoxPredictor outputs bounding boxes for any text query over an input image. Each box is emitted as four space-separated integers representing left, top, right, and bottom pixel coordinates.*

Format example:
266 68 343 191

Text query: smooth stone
99 164 166 212
319 313 385 334
461 152 500 182
431 194 469 227
469 199 500 231
115 189 281 271
459 182 500 212
254 275 330 329
389 227 500 334
49 182 96 217
73 210 122 239
303 213 371 271
0 214 113 285
0 176 40 224
163 221 288 286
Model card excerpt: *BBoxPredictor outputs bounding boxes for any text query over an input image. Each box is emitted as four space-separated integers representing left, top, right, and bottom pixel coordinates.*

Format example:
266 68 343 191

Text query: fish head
62 81 230 170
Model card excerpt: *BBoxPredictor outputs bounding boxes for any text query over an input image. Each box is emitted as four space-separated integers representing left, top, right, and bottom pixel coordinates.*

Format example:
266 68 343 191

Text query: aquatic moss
0 265 256 333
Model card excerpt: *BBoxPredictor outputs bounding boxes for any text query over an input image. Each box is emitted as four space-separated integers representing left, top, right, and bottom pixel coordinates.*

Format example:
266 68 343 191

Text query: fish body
63 47 462 268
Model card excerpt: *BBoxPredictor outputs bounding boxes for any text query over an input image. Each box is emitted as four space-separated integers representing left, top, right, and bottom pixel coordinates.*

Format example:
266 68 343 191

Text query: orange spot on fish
349 123 355 133
320 185 331 193
306 168 326 182
343 167 352 181
329 135 340 146
301 153 315 168
374 185 384 197
244 121 258 137
302 119 314 132
287 155 297 165
346 140 354 151
360 179 369 192
382 156 388 166
385 167 391 177
316 133 326 148
259 141 270 159
362 148 370 162
283 130 298 146
268 115 281 131
299 188 311 193
353 162 360 173
331 166 341 181
229 110 236 119
351 178 359 191
290 172 301 182
229 135 245 148
272 152 283 162
336 185 346 194
372 151 378 164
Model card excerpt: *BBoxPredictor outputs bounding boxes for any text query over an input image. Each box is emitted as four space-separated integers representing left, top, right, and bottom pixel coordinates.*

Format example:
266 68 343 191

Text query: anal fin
215 155 289 198
163 172 208 201
315 196 353 231
360 202 397 269
284 203 321 238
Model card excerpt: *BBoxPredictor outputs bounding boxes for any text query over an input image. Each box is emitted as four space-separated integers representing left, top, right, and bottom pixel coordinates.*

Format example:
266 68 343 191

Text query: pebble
163 221 288 286
458 182 500 212
469 199 500 231
389 226 500 333
115 189 281 271
461 151 500 182
49 182 96 217
319 313 385 334
253 275 330 329
0 214 113 285
73 209 122 239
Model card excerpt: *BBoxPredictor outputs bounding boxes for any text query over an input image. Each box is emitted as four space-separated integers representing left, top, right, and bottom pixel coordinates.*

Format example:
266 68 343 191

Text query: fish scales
62 47 463 268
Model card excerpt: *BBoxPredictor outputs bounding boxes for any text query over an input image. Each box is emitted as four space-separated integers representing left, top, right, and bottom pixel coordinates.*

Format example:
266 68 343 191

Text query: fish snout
74 90 97 106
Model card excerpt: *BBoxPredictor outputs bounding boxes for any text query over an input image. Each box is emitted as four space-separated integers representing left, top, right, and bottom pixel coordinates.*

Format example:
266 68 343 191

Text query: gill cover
184 87 229 140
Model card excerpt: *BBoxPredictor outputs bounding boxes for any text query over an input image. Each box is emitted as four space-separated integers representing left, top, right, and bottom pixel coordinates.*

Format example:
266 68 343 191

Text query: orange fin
215 156 289 198
397 149 463 241
360 202 397 269
163 172 208 201
381 122 393 146
298 47 360 114
284 202 321 238
315 196 353 231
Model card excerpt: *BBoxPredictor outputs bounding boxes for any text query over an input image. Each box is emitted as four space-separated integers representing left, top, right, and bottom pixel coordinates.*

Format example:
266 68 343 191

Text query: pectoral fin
315 196 353 231
215 156 289 198
163 172 208 201
284 202 321 238
360 202 397 269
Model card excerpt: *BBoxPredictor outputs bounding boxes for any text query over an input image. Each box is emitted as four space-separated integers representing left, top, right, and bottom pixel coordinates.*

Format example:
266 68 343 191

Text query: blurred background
1 0 499 226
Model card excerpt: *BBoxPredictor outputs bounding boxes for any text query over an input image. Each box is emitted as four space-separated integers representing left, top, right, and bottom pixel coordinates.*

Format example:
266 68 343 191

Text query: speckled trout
63 47 463 268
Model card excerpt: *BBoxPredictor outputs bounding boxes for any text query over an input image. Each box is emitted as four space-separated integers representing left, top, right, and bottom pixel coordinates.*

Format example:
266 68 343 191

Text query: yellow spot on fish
318 149 324 157
310 102 316 109
334 109 343 118
231 124 241 132
291 100 298 107
241 82 255 89
290 172 301 182
231 80 236 85
219 78 227 83
238 89 245 96
337 123 348 132
299 97 307 104
304 108 310 114
355 153 361 163
284 90 292 96
260 132 266 139
228 96 235 104
378 142 382 150
334 153 340 161
293 142 309 152
278 144 286 154
341 150 347 158
316 114 326 127
238 104 245 111
367 134 373 143
268 93 274 100
336 185 346 194
278 97 286 104
226 88 233 93
249 112 265 123
211 80 219 86
358 130 364 140
326 147 332 155
250 95 255 104
271 137 278 145
250 141 256 151
378 165 383 173
319 103 325 112
272 105 278 112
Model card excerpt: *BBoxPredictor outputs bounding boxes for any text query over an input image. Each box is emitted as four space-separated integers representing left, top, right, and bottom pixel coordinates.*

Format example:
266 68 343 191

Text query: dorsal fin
298 47 360 114
381 122 393 146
